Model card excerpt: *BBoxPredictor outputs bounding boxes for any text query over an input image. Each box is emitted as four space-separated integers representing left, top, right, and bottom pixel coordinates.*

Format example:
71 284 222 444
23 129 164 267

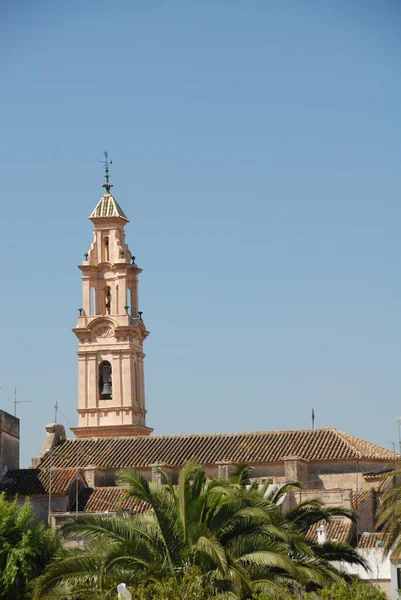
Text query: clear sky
1 1 401 467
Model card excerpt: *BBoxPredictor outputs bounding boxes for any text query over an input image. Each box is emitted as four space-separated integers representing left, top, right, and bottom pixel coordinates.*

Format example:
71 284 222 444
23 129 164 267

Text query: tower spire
99 150 113 193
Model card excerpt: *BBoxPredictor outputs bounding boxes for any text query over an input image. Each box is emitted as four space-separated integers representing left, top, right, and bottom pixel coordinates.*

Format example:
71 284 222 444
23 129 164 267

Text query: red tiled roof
352 489 372 509
363 472 394 493
77 486 150 513
307 518 353 544
0 468 79 496
38 428 396 471
357 532 390 550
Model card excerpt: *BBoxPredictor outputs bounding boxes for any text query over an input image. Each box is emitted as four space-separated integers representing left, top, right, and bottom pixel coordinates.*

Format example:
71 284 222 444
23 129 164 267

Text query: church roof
352 488 373 509
38 428 396 471
0 468 79 496
90 193 128 220
77 486 149 513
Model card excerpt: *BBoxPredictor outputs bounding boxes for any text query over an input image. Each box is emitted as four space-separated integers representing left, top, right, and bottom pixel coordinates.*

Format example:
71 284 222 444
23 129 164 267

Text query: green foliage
33 462 367 599
255 579 387 599
0 492 58 599
305 579 387 599
128 567 217 600
376 481 401 560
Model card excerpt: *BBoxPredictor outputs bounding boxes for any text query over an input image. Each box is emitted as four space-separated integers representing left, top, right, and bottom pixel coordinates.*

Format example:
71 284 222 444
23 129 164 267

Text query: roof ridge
334 430 363 459
66 427 338 442
92 485 128 490
335 429 398 459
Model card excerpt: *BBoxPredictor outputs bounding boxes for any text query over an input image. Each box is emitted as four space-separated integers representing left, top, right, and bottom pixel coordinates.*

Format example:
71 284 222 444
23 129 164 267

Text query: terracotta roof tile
90 193 127 220
357 532 389 550
77 486 149 513
0 468 79 496
38 428 396 471
352 489 372 509
307 518 353 544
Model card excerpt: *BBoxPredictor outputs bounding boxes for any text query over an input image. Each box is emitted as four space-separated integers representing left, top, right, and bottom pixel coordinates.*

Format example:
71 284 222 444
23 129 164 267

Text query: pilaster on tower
70 162 152 439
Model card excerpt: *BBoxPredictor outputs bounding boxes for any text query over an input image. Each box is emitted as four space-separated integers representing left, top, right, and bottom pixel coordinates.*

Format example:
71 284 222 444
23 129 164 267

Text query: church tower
70 157 152 438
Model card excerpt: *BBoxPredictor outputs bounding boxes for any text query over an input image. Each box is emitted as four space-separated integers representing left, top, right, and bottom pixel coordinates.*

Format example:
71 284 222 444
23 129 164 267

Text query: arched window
99 361 112 399
104 236 110 262
104 285 111 315
90 287 95 315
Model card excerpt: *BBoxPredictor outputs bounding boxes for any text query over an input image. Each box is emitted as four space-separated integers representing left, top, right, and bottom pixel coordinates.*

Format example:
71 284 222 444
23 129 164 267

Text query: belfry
70 156 152 438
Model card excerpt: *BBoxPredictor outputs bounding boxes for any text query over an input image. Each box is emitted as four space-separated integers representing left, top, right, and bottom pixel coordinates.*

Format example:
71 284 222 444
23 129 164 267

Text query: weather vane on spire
99 150 113 192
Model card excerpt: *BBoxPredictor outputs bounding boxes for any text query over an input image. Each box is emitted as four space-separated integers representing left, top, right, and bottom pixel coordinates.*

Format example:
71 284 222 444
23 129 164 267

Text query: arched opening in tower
104 285 111 315
103 236 110 262
99 360 112 399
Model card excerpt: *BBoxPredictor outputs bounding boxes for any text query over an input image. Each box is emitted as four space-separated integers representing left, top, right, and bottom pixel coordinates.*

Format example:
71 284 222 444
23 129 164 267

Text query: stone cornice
77 406 147 418
79 262 142 275
71 423 153 438
89 216 129 227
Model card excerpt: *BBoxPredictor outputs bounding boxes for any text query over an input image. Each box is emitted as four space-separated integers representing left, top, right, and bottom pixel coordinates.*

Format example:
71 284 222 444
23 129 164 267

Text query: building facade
0 410 19 471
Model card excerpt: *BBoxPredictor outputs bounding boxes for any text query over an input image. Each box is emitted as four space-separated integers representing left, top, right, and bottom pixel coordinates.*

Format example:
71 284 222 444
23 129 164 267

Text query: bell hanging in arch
100 381 112 398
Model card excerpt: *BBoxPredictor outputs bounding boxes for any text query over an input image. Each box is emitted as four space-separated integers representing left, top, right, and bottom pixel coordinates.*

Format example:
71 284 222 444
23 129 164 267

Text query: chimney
216 461 236 481
151 464 172 484
282 456 309 486
317 524 327 545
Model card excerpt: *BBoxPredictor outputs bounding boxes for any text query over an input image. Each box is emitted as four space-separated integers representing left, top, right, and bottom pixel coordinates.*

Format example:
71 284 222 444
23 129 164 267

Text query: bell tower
71 155 152 438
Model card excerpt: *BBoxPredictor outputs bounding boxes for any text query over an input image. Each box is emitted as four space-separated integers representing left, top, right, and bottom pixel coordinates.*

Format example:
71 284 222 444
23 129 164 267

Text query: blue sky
1 1 401 467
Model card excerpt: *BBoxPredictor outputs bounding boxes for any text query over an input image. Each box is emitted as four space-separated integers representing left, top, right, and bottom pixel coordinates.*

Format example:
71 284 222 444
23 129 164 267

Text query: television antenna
14 386 30 417
396 416 401 454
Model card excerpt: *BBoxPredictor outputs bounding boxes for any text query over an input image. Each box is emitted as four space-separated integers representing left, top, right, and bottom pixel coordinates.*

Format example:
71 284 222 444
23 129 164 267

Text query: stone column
119 276 127 315
117 275 127 315
132 276 139 317
95 230 102 263
78 355 87 410
87 354 98 409
135 355 141 410
112 354 122 408
82 278 90 315
95 280 102 316
122 351 133 411
138 353 145 414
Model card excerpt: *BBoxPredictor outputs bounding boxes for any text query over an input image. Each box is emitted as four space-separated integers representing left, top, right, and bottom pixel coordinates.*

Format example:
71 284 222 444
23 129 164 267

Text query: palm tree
117 460 301 596
376 481 401 559
33 461 366 599
218 476 366 592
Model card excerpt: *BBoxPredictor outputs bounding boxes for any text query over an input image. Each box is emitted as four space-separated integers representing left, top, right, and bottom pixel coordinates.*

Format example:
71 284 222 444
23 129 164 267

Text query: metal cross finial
98 150 113 192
